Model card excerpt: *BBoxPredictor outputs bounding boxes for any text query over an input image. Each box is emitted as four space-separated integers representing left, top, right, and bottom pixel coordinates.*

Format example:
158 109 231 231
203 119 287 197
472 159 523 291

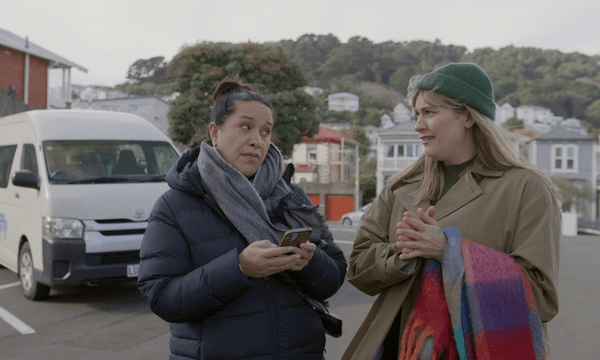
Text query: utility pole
354 144 360 211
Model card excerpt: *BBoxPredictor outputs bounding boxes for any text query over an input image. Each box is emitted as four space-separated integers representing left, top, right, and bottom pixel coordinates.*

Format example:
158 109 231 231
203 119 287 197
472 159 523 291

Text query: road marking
0 282 20 291
334 240 354 245
0 305 35 335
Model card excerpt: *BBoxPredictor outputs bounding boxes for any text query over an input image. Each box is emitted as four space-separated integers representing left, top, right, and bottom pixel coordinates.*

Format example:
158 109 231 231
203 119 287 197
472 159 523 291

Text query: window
0 145 17 188
21 144 39 178
383 144 422 158
43 140 179 183
307 144 317 162
384 144 395 158
551 144 578 172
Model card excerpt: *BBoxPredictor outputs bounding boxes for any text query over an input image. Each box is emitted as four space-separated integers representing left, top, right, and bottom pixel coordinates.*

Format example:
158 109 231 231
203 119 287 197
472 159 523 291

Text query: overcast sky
3 0 599 87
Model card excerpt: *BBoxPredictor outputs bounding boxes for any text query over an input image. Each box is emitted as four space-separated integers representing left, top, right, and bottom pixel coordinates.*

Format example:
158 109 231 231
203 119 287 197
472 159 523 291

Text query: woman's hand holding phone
238 228 316 277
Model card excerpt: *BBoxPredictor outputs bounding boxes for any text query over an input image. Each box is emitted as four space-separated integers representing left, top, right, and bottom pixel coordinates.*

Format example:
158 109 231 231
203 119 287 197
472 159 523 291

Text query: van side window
0 145 18 188
21 144 38 177
21 144 39 178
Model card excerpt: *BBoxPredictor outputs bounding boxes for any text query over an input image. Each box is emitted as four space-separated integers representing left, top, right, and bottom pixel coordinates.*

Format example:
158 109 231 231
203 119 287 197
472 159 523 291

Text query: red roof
295 165 315 172
302 124 362 146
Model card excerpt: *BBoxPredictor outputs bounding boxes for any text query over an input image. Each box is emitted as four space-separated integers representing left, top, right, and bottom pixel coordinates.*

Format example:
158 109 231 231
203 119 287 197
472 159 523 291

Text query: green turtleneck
432 159 473 205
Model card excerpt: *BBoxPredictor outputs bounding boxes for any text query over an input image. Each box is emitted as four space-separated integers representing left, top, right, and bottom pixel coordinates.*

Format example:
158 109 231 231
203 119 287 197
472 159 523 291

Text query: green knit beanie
416 62 496 120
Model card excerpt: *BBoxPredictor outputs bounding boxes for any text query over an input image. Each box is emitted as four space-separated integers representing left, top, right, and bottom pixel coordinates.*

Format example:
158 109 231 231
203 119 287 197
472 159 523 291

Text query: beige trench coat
342 163 560 360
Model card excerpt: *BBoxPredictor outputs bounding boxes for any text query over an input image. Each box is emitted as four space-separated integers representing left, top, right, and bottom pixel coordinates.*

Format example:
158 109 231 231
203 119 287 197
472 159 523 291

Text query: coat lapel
433 172 482 221
393 163 505 222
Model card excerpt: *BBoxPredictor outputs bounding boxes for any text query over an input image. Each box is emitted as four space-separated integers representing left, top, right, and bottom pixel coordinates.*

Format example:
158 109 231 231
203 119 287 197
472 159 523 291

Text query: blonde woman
343 63 559 360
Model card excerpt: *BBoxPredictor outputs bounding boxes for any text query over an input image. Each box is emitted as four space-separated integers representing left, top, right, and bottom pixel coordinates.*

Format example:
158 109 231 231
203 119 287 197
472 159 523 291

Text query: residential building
291 124 361 184
380 113 394 130
393 102 413 123
376 121 422 193
302 86 324 97
516 105 562 126
290 124 362 221
0 27 87 112
495 102 515 125
327 92 359 112
363 124 379 156
528 127 597 219
560 118 587 135
79 96 171 135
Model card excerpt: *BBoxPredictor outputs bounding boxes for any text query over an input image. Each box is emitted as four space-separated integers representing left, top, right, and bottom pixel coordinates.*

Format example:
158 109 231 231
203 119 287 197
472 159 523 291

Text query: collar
393 157 505 221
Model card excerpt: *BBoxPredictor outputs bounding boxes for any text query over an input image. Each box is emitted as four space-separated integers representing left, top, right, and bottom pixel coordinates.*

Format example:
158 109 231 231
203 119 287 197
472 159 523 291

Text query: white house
376 121 422 193
516 105 562 126
393 102 413 123
380 113 394 130
302 86 324 97
495 102 515 125
560 118 587 135
363 124 379 156
86 96 171 136
328 92 359 112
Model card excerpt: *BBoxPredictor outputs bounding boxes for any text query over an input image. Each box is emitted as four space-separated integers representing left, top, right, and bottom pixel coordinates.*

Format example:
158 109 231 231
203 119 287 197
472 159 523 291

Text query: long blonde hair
388 76 555 204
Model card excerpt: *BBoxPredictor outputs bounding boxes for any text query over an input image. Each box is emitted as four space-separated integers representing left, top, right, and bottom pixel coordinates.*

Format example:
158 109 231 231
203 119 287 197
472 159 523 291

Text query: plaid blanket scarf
399 228 547 360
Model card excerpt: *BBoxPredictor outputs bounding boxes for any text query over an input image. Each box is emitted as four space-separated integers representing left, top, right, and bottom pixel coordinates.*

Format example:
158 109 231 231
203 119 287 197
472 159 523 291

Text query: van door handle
15 193 20 199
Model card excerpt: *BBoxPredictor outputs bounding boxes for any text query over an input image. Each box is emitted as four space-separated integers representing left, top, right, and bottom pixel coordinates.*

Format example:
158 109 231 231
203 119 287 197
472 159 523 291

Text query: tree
126 56 169 84
552 177 594 214
166 42 319 155
503 117 524 130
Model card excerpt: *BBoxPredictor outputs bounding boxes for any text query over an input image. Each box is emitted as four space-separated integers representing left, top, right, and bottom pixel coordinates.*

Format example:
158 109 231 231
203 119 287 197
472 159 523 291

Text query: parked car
340 203 372 226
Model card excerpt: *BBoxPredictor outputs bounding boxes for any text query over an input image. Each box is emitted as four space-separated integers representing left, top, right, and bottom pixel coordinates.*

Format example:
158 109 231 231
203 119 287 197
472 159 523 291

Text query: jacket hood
166 146 205 197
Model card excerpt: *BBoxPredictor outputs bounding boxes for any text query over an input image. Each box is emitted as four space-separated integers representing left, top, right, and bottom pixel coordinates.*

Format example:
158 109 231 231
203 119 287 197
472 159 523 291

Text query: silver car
340 203 372 226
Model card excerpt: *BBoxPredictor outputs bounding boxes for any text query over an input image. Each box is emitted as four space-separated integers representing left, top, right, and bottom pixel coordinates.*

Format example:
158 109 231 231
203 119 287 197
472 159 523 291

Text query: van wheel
342 218 352 226
19 242 50 300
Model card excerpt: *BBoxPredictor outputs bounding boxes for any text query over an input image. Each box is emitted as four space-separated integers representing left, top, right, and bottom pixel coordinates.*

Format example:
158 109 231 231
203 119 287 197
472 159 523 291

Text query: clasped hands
396 205 447 263
238 240 316 278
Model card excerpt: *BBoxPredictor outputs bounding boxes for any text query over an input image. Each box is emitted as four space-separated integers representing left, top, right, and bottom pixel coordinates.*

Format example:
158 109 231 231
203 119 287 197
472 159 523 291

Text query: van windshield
43 140 179 184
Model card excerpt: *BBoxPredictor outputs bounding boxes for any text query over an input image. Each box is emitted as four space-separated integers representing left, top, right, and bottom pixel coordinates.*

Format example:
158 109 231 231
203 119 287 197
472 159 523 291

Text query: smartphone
278 227 312 247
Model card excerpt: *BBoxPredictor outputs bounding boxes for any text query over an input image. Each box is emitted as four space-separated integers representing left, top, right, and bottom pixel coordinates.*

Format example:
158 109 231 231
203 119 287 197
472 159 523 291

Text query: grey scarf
198 141 323 245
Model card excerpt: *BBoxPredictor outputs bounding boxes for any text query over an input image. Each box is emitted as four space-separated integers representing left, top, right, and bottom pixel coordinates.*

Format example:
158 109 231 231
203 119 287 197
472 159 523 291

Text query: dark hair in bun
210 75 274 126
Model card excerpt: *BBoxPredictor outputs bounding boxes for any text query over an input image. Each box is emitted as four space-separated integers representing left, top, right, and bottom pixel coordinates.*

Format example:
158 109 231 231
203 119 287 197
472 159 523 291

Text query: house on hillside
376 121 422 193
363 124 379 156
82 96 171 135
0 27 87 113
516 105 562 127
291 124 361 184
290 124 362 221
393 102 412 123
327 92 359 112
495 102 515 126
528 127 597 219
301 86 324 97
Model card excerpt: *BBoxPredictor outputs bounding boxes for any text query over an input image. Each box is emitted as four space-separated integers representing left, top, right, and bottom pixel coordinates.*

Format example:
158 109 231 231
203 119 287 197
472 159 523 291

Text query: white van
0 110 180 300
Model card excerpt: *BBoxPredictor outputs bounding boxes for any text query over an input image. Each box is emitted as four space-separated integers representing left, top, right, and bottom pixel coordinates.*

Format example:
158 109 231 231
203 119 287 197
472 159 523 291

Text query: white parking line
334 240 354 245
0 282 20 291
0 305 35 335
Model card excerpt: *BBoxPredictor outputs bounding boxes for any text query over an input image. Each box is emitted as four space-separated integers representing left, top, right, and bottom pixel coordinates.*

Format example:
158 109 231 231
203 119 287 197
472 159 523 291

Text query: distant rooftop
533 126 595 141
0 27 87 72
303 124 362 146
378 121 417 134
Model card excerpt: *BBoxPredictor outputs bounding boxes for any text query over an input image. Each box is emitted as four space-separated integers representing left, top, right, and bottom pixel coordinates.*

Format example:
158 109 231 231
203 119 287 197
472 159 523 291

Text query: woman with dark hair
138 76 346 360
343 63 559 360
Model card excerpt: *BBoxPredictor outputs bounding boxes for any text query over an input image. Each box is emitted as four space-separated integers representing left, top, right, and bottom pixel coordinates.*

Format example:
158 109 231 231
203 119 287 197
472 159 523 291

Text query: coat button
380 249 387 257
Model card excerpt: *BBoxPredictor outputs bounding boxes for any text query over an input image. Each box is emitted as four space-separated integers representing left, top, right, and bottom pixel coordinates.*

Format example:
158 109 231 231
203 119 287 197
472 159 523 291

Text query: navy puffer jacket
138 147 347 360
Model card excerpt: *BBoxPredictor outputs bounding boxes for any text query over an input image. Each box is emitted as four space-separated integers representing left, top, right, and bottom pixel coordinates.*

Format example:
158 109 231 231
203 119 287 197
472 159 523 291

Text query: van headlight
43 217 84 239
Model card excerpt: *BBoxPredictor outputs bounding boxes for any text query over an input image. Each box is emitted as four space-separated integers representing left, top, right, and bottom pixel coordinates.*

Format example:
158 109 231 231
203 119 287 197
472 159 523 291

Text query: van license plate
127 264 139 277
